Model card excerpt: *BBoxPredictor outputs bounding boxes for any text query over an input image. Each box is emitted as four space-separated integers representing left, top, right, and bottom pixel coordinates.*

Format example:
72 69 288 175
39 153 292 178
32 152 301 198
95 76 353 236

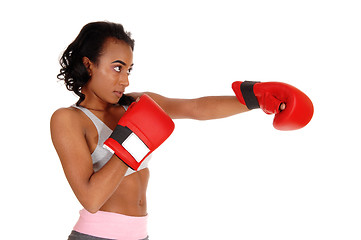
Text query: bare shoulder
51 106 77 119
50 107 83 130
50 106 93 171
127 91 173 105
50 106 87 144
127 91 197 119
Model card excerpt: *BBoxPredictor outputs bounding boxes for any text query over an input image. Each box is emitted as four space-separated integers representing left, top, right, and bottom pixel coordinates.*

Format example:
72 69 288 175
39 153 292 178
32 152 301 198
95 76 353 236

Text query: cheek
93 67 117 84
93 65 110 78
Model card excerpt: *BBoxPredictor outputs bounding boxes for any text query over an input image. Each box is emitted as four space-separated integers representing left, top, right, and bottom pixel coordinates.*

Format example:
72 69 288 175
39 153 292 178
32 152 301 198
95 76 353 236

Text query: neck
80 88 115 111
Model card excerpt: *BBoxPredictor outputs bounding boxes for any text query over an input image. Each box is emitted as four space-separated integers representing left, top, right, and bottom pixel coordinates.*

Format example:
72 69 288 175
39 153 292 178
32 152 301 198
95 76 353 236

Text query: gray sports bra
72 104 151 176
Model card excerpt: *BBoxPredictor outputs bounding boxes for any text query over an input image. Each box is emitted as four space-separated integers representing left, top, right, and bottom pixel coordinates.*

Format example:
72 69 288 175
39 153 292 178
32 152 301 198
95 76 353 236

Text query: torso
72 104 149 216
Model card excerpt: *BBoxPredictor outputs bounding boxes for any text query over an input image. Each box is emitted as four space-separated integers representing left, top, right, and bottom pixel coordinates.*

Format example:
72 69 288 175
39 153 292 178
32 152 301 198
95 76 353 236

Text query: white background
1 0 360 239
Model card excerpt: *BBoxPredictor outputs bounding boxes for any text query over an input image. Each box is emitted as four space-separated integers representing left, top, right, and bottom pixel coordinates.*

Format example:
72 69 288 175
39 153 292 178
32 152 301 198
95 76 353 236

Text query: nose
119 74 130 87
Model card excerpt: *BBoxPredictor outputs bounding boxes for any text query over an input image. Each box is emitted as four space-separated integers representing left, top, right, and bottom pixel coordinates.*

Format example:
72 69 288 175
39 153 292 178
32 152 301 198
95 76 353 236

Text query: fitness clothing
72 104 151 176
69 209 148 240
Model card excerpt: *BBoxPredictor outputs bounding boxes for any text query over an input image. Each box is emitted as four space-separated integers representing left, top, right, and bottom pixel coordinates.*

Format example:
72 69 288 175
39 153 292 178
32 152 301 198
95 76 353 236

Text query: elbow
86 209 99 214
82 203 102 214
192 109 211 121
192 97 215 121
193 111 211 121
79 196 103 214
189 98 206 120
83 205 100 214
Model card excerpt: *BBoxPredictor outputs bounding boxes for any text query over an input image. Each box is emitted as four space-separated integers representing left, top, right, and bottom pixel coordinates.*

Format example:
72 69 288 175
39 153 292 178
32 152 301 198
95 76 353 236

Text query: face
82 38 133 105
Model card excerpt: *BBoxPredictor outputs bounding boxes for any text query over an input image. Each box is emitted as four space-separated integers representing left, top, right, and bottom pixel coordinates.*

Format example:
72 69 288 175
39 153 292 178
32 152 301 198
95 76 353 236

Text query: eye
114 66 122 72
127 67 133 75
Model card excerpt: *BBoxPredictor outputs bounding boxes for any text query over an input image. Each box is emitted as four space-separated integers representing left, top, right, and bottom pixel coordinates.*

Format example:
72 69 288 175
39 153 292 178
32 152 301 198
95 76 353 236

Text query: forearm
82 155 128 213
194 96 249 120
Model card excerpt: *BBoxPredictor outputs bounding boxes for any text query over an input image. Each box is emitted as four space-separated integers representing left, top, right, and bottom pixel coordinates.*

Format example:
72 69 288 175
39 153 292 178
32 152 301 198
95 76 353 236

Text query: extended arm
127 92 249 120
128 80 314 130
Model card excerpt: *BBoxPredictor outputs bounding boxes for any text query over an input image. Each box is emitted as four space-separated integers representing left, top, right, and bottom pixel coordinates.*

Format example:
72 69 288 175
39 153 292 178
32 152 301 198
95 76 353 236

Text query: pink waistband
73 209 148 240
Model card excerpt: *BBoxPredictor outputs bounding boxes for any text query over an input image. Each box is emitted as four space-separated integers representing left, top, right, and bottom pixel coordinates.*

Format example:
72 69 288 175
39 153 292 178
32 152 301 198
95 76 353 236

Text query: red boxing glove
103 94 175 170
232 81 314 131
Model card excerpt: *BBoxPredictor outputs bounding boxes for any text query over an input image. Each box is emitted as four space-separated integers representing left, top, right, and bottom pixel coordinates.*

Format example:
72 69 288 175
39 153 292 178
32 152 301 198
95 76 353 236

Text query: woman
51 21 250 240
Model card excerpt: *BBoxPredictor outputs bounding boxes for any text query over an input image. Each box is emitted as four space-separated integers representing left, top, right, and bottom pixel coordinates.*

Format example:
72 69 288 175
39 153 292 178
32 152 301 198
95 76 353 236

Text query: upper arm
127 92 198 119
50 108 94 201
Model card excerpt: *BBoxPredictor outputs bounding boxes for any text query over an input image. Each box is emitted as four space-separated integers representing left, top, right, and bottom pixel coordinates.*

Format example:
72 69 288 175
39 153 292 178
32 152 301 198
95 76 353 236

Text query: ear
82 57 93 76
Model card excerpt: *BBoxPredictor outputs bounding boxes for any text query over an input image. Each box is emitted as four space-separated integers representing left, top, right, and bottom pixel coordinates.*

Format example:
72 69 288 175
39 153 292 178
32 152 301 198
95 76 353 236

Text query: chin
111 99 120 105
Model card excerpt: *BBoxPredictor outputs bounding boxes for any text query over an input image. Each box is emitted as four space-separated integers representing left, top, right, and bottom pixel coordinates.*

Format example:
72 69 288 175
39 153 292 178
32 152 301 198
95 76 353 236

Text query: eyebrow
111 60 134 67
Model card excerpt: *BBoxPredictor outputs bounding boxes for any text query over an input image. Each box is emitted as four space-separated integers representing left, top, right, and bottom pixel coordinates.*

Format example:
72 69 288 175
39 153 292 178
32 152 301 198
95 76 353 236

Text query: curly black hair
57 21 135 106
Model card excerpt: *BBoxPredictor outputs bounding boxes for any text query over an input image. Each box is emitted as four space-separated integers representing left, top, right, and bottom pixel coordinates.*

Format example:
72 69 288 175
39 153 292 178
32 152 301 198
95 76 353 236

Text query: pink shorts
73 209 148 240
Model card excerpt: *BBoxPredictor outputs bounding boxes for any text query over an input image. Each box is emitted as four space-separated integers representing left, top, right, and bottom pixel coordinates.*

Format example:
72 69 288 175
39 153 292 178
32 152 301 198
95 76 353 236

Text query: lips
113 91 123 98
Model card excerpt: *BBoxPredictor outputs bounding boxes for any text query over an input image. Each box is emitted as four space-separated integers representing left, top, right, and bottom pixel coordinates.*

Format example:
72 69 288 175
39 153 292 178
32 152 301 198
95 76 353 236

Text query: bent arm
50 108 129 213
127 92 249 120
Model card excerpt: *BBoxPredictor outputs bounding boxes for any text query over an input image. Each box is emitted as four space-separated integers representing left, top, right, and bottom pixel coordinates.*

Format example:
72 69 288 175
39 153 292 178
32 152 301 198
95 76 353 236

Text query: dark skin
51 38 253 217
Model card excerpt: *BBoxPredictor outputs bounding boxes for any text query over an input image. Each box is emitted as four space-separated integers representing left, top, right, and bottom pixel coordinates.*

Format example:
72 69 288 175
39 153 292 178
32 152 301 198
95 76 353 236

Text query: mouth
113 91 123 98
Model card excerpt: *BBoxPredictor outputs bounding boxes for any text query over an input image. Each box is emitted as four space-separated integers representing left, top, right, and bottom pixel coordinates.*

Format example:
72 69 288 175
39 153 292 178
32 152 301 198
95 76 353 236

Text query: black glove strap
109 125 133 145
240 81 261 110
